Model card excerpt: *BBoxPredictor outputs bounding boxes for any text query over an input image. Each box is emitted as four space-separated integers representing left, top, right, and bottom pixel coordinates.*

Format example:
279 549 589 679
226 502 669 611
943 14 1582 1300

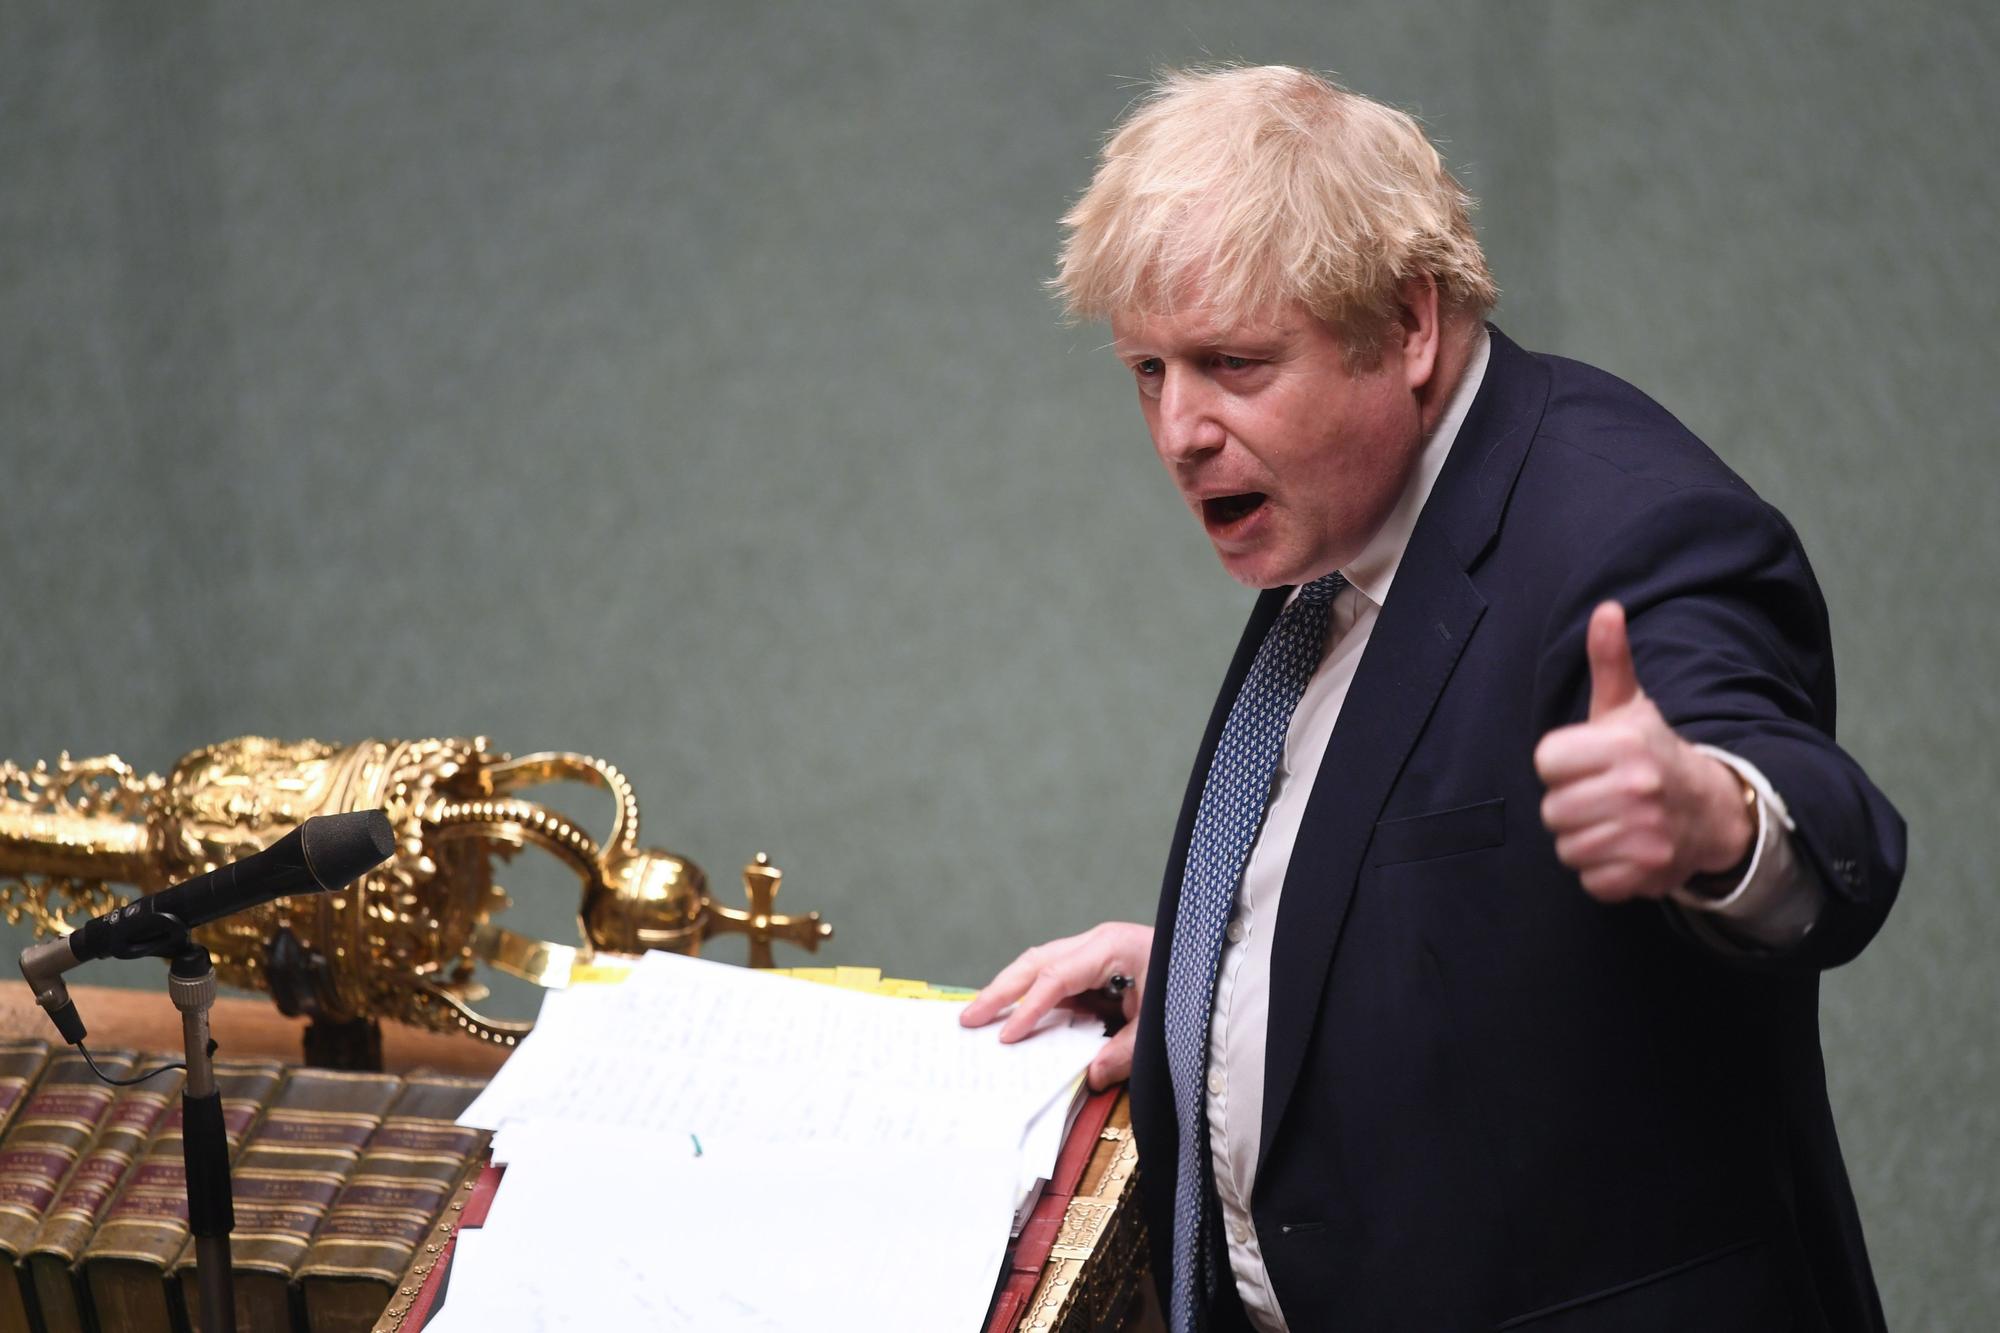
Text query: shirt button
1225 918 1246 944
1207 1070 1224 1096
1233 1222 1251 1246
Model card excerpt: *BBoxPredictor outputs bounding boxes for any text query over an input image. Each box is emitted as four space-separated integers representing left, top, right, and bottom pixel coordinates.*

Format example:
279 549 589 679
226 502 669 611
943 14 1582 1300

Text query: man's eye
1132 358 1164 378
1217 355 1255 371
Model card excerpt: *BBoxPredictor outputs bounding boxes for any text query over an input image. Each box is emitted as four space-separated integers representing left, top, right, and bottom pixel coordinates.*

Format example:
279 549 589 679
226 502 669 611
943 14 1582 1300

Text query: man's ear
1394 274 1442 392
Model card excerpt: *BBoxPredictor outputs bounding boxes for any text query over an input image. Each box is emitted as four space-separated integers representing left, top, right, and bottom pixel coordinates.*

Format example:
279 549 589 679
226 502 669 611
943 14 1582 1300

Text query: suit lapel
1255 328 1549 1172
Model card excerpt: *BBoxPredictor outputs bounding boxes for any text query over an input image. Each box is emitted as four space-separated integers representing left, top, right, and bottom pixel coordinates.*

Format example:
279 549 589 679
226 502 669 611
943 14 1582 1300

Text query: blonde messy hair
1055 65 1497 360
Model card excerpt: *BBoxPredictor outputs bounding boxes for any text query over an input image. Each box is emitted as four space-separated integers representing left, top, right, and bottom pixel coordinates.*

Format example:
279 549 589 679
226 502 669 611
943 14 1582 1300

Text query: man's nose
1153 368 1225 463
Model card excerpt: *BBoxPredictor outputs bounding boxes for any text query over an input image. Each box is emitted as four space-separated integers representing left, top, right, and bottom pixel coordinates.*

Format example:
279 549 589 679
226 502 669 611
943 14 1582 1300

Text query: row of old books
0 1035 490 1333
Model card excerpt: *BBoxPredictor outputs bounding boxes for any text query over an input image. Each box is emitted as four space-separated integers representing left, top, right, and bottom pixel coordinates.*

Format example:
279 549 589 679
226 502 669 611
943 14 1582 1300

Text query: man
962 66 1903 1332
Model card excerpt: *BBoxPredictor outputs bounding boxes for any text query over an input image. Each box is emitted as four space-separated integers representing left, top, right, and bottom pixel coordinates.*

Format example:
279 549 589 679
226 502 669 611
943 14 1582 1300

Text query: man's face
1111 302 1426 589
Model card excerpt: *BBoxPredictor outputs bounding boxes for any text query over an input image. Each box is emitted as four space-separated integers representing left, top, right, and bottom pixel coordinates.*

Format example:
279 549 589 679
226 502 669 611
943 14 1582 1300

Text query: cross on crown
708 853 833 968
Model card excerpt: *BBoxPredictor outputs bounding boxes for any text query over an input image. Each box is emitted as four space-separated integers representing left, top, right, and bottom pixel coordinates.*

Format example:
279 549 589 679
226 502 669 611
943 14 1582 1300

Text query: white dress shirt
1200 328 1823 1332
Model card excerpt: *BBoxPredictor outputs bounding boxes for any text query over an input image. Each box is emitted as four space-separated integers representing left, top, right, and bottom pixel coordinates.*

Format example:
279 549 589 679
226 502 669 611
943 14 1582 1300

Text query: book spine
0 1037 53 1333
369 1161 494 1333
0 1050 138 1333
0 1041 52 1139
169 1073 403 1333
0 1051 136 1252
79 1062 285 1333
224 1107 390 1274
21 1071 183 1333
81 1062 283 1267
26 1071 183 1263
302 1121 488 1284
299 1077 487 1333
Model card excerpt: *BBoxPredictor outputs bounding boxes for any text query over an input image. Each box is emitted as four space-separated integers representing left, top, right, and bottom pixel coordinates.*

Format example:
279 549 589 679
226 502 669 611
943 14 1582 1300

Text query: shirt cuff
1667 746 1825 948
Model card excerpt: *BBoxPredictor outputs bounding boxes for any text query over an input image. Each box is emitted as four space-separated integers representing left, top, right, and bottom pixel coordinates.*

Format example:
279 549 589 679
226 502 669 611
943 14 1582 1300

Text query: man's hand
1534 601 1757 902
960 922 1153 1091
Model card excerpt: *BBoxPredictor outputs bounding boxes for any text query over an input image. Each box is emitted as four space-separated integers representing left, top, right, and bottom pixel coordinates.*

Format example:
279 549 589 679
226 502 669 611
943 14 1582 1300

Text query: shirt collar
1338 325 1492 607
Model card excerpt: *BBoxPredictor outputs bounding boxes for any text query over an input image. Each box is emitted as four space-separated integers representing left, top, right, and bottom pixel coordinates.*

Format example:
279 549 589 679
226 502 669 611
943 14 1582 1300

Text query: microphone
19 810 395 1043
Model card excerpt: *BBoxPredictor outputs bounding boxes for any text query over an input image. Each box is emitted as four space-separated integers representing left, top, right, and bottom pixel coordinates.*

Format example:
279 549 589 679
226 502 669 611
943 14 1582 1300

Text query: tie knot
1294 572 1346 607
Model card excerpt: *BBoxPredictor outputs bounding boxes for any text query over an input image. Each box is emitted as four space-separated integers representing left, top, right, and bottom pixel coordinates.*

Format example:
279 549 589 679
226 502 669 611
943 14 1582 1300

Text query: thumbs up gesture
1533 602 1758 902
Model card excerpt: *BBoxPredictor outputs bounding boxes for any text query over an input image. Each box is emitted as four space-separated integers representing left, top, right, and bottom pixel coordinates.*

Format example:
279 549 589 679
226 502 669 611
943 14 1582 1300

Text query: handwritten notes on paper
448 951 1105 1332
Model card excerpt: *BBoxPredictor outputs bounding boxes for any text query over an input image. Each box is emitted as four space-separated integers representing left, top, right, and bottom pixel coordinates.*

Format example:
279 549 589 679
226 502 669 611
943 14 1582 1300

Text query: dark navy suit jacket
1129 329 1904 1332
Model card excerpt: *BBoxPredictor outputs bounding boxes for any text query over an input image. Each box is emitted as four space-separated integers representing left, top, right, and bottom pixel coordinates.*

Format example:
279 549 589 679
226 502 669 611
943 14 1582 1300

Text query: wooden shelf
0 984 510 1078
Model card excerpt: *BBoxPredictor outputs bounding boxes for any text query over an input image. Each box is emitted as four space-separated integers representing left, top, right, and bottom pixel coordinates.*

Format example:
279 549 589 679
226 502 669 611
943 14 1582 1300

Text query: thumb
1586 601 1642 718
1087 1023 1138 1092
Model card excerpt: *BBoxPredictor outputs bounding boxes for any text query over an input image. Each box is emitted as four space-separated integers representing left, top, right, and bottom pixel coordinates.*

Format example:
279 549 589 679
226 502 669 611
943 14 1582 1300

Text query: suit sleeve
1530 482 1905 972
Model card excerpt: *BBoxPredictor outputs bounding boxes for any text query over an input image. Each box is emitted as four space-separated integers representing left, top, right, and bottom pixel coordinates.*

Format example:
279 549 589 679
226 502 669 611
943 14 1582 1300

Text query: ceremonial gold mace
0 736 832 1058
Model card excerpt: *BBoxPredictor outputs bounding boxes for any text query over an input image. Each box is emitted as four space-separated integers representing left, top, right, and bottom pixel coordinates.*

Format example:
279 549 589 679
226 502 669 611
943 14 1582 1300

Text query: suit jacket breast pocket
1369 797 1507 867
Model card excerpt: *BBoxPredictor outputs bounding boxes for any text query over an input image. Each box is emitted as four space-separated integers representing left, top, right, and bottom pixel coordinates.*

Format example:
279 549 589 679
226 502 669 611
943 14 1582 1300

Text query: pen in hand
1072 973 1132 1036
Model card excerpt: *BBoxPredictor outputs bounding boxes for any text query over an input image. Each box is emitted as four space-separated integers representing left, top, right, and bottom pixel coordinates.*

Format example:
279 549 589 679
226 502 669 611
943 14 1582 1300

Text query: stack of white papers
440 951 1105 1333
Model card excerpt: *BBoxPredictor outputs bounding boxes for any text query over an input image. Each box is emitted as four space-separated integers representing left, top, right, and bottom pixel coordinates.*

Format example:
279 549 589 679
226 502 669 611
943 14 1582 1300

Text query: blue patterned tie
1163 573 1345 1333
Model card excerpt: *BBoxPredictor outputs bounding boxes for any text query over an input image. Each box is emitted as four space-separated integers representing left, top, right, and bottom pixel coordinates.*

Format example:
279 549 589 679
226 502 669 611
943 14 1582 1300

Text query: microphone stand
25 916 239 1332
165 930 237 1333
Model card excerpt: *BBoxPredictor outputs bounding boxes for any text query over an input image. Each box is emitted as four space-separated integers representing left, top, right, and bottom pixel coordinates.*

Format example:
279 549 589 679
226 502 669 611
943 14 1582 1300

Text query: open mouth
1203 492 1267 528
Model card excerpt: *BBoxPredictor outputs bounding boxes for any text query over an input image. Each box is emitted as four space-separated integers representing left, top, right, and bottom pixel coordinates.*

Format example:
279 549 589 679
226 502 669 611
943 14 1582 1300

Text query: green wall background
2 3 1992 1324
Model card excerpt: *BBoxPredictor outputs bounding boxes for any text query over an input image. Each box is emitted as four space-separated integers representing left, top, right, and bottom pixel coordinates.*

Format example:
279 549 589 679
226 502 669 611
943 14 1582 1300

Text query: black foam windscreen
299 810 396 891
